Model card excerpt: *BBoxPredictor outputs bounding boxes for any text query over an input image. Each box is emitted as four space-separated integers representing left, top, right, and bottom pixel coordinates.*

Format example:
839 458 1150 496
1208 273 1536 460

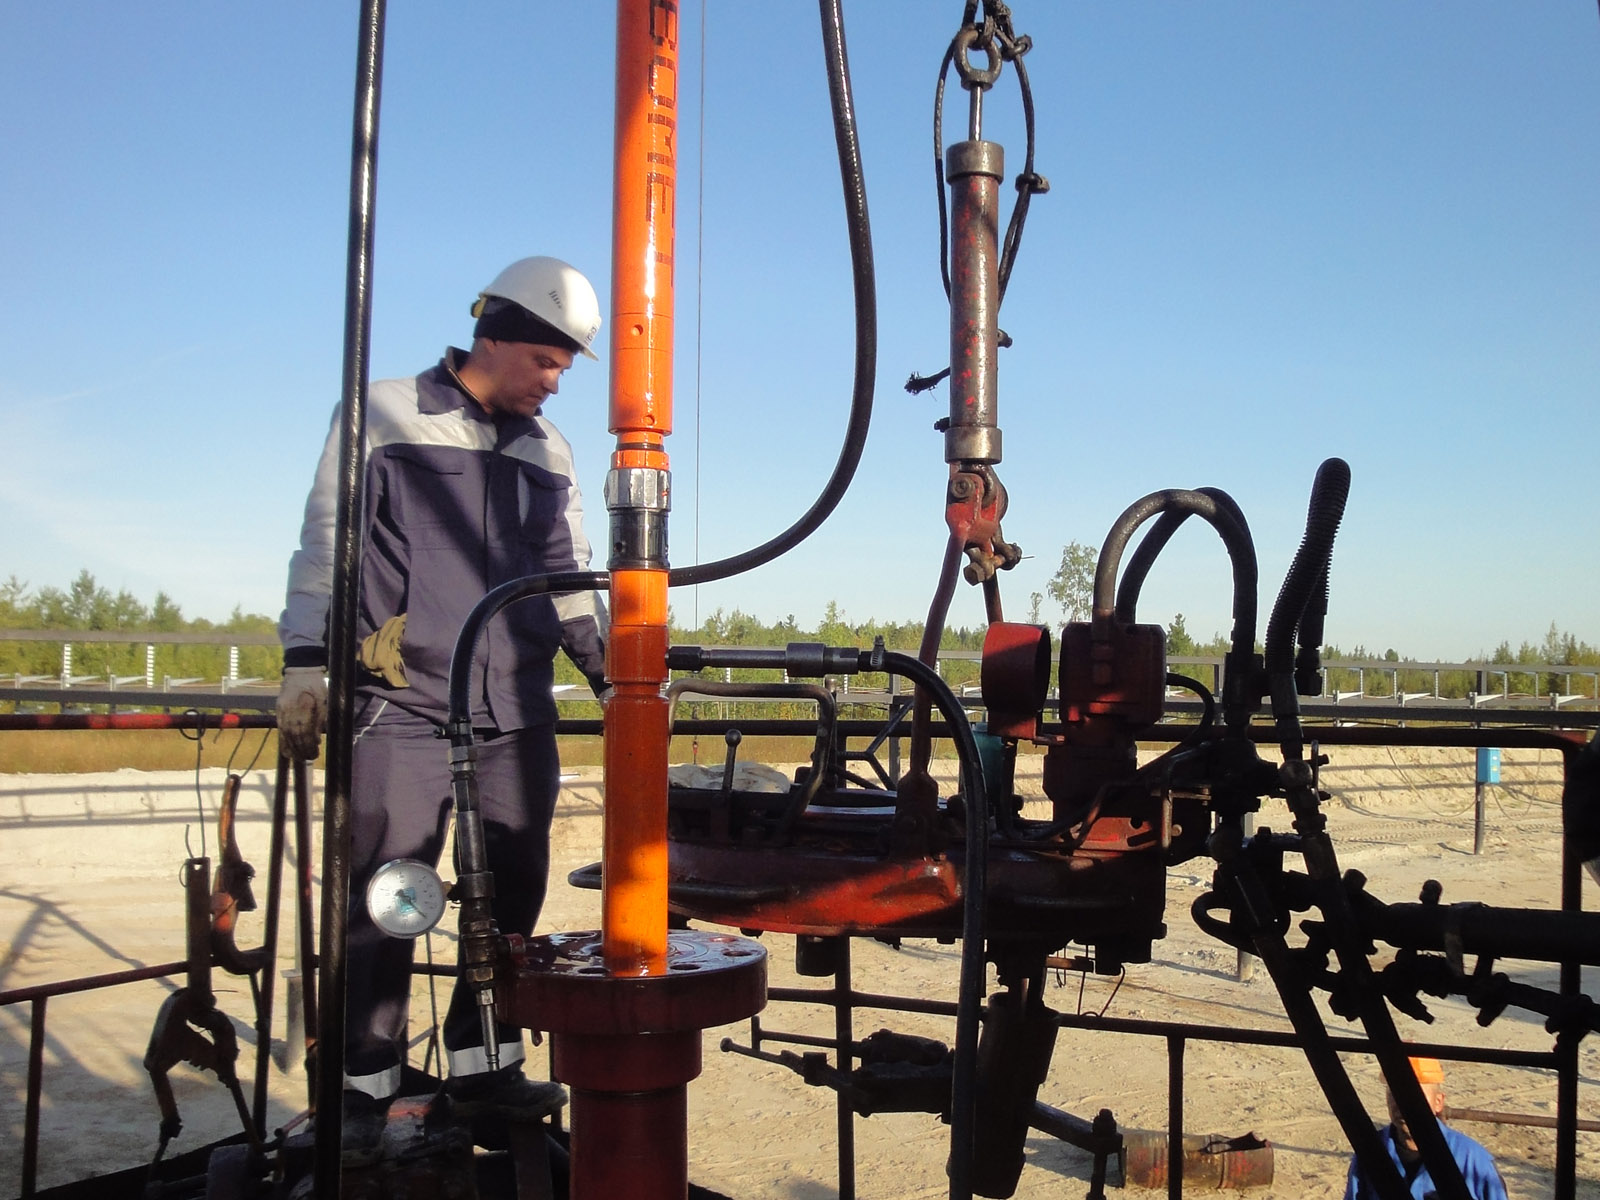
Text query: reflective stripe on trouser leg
447 1037 527 1078
345 1063 402 1102
346 708 455 1079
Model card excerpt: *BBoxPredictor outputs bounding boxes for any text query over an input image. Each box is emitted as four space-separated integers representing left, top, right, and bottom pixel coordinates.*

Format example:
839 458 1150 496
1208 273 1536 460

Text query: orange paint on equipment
601 680 670 972
603 0 678 976
609 0 676 440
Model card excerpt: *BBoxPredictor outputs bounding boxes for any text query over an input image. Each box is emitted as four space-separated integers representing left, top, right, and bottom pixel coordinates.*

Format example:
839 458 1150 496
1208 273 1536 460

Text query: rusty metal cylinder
945 138 1004 466
498 930 767 1200
1122 1130 1275 1190
557 1030 698 1200
569 1085 689 1197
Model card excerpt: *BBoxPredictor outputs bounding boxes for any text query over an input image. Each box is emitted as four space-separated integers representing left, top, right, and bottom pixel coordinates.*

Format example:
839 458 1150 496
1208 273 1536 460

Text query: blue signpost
1474 747 1501 854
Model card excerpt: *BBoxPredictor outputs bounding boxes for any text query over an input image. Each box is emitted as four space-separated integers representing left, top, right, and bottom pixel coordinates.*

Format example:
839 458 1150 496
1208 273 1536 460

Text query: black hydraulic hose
1093 491 1257 732
1278 762 1475 1200
862 650 985 1200
1112 486 1258 731
1207 830 1413 1200
669 0 875 589
1093 490 1253 631
663 641 987 1200
444 570 609 730
1113 487 1253 629
438 568 606 1077
1295 564 1333 695
315 2 385 1195
1136 672 1215 773
1264 458 1350 760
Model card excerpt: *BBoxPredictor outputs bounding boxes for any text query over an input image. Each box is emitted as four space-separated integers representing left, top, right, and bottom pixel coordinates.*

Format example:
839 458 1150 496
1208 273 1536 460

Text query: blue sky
2 3 1596 660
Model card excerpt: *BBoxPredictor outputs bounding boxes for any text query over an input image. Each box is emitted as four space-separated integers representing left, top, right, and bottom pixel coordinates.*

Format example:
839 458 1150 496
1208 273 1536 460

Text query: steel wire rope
179 708 210 859
913 0 1047 401
667 0 876 589
225 725 273 777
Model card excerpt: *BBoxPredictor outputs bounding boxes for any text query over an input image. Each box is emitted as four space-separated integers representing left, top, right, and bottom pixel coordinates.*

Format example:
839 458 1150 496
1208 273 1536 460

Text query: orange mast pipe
602 0 677 973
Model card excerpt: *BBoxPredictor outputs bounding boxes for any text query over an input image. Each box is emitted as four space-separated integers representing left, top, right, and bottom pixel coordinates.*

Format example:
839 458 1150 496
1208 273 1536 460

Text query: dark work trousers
344 698 560 1090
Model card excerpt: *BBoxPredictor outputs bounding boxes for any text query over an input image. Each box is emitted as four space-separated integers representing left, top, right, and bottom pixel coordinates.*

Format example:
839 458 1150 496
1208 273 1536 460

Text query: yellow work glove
358 614 410 689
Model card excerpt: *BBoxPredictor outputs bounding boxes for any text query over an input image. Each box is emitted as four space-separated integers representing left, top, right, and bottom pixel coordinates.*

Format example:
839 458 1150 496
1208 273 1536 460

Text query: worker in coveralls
275 256 609 1153
1344 1056 1507 1199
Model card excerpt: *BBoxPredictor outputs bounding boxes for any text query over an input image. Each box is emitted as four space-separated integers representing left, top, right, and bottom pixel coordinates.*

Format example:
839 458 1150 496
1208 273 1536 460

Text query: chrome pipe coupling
605 466 671 570
605 466 672 512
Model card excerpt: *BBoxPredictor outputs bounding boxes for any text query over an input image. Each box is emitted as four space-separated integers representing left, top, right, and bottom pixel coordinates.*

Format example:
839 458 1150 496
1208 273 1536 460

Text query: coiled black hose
1264 458 1351 760
669 0 875 588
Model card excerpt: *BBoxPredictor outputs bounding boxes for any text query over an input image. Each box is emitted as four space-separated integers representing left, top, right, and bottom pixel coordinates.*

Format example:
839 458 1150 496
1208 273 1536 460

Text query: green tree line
4 570 1594 712
0 572 279 685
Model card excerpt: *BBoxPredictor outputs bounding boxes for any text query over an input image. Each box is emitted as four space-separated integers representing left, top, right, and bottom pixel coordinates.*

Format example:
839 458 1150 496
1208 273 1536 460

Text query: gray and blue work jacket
279 348 609 731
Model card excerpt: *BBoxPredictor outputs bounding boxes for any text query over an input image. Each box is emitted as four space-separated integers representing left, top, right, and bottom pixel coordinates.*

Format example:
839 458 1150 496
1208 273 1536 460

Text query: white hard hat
472 256 602 361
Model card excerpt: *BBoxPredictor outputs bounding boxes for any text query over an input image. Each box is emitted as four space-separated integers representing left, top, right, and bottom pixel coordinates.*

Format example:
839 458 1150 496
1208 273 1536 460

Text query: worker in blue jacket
276 256 609 1152
1344 1056 1508 1200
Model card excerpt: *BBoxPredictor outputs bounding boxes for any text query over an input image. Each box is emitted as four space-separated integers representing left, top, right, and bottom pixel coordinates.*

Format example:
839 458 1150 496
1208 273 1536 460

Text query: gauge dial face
366 858 447 939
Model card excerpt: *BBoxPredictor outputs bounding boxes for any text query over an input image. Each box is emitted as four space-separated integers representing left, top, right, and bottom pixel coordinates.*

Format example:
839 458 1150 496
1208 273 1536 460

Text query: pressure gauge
366 858 448 939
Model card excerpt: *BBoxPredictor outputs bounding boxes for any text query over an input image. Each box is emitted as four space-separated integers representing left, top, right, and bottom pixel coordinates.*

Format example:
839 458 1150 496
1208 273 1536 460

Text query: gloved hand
277 666 328 760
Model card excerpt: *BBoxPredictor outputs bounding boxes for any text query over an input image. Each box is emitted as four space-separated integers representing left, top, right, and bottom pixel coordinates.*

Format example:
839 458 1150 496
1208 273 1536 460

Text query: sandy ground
2 744 1598 1198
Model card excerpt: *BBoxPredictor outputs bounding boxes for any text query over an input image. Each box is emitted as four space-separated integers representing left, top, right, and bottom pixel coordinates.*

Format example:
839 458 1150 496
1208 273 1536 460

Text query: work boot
441 1063 566 1150
339 1088 392 1166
